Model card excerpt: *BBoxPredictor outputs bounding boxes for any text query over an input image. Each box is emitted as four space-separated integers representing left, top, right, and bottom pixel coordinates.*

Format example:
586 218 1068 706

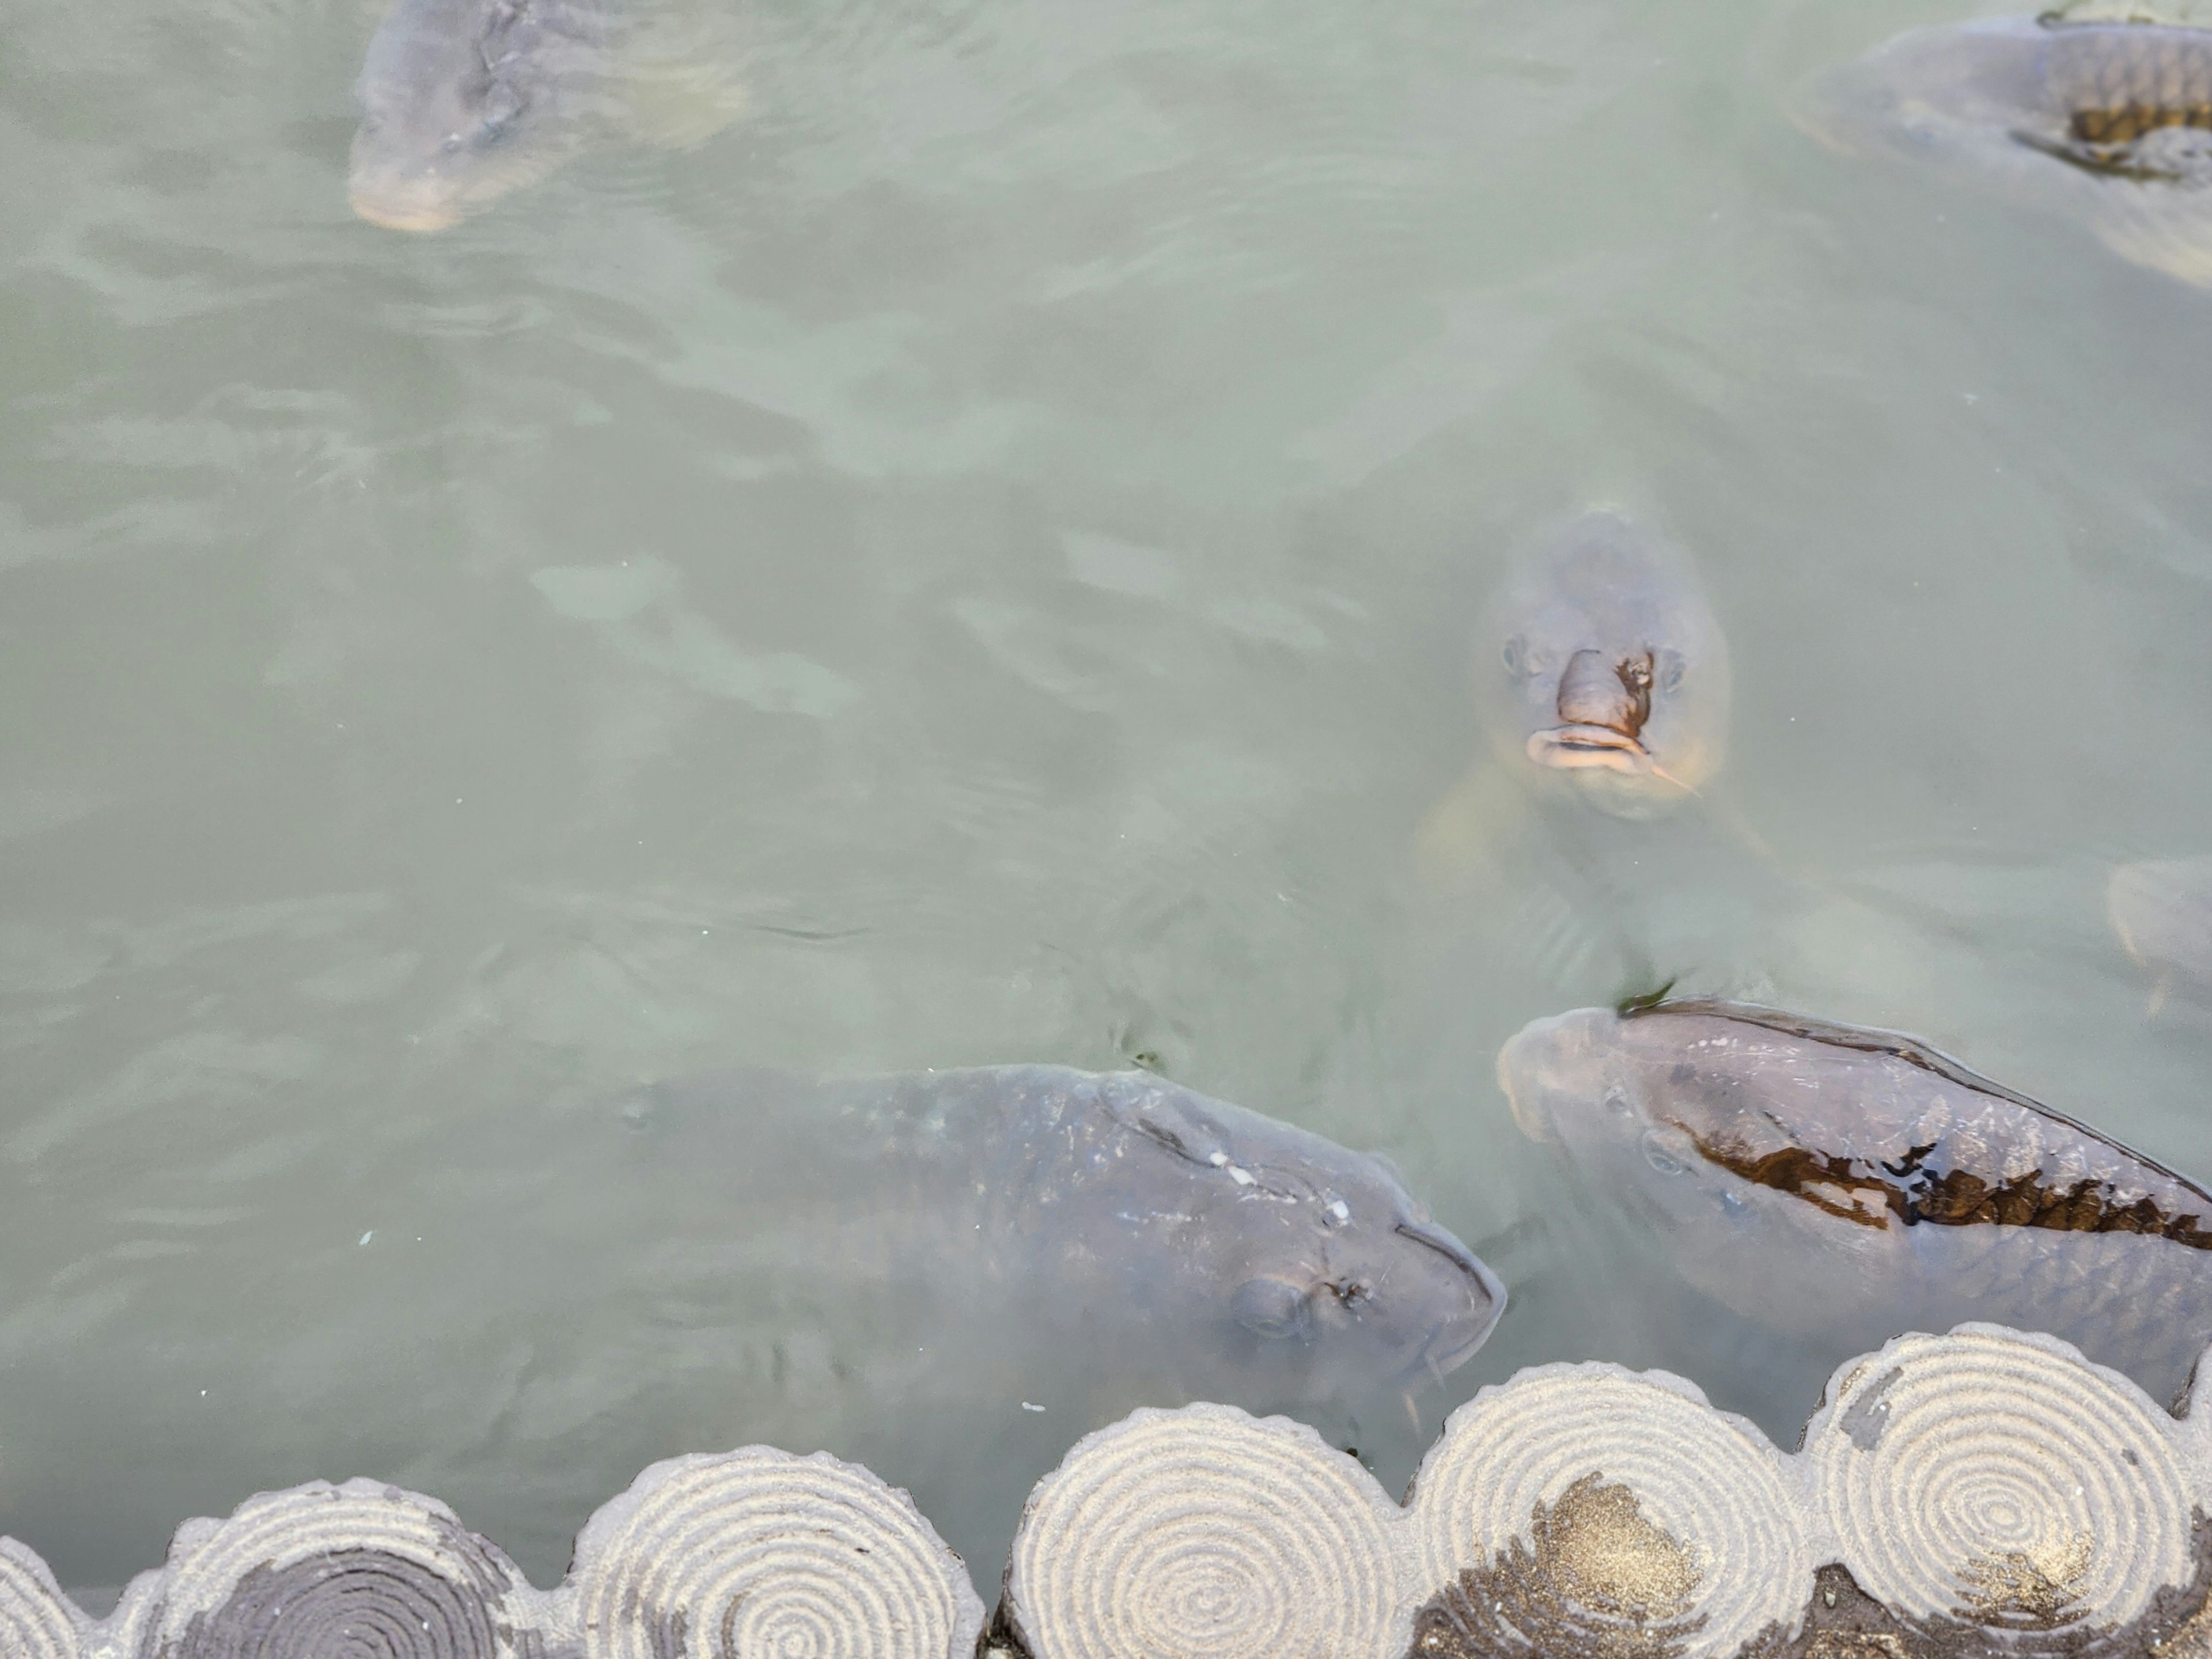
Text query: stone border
11 1325 2208 1658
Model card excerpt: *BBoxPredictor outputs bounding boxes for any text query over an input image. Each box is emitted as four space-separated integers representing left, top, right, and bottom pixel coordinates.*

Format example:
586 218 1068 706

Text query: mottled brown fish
2110 854 2212 1012
1500 999 2212 1402
1793 14 2212 286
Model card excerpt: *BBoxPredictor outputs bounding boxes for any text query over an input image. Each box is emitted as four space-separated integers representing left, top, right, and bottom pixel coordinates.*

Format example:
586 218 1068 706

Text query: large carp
1499 999 2212 1404
350 0 742 230
1794 14 2212 287
597 1063 1508 1405
2 1065 1502 1581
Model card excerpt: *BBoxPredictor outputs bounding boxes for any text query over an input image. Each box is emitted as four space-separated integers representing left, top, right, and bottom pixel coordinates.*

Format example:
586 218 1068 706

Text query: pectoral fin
2085 186 2212 287
617 11 748 149
1415 762 1530 891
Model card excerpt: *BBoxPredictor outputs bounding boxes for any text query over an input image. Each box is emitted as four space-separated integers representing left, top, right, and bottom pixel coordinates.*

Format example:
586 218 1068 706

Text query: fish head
1497 1006 1745 1233
350 0 608 230
1480 510 1730 819
1788 18 2058 172
1102 1077 1506 1402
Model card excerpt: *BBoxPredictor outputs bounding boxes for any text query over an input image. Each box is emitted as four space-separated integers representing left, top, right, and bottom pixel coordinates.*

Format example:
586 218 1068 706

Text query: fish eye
1641 1127 1689 1177
1501 635 1525 675
1660 656 1685 693
1232 1276 1316 1340
1603 1088 1633 1118
476 82 523 144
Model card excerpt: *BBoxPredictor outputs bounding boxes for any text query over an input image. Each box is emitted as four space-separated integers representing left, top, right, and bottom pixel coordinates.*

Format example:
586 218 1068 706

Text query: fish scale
1793 16 2212 285
1500 1001 2212 1406
2050 25 2212 143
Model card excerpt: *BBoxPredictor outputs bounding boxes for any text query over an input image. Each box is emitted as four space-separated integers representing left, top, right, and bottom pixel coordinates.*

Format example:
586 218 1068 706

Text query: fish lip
349 186 467 232
1526 725 1652 774
1393 1219 1508 1384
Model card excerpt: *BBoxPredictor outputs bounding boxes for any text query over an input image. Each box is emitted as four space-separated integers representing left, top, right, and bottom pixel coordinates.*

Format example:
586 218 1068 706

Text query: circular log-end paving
1403 1363 1812 1658
0 1536 84 1659
567 1445 983 1659
112 1478 529 1659
17 1325 2212 1659
1805 1325 2198 1639
998 1403 1403 1659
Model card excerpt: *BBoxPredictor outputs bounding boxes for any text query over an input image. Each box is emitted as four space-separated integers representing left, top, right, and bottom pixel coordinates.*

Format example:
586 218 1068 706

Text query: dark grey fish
1499 1001 2212 1402
5 1064 1498 1581
1793 15 2212 287
607 1065 1506 1404
2110 854 2212 1011
1476 510 1730 821
350 0 740 230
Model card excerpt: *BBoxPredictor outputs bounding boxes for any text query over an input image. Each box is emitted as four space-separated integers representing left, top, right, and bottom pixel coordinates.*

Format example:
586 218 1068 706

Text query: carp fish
1499 999 2212 1403
1477 510 1729 816
1793 14 2212 287
21 1065 1501 1580
350 0 743 230
1418 510 1733 885
600 1063 1509 1406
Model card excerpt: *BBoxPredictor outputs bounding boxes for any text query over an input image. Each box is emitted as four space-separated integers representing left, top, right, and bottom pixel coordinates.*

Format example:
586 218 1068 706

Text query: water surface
7 0 2212 1599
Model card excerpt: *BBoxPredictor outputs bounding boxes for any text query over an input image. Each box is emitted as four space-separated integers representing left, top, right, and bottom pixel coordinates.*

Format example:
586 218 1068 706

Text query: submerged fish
1499 1000 2212 1403
20 1065 1499 1579
2110 854 2212 1011
1793 14 2212 287
350 0 741 230
1418 510 1732 889
604 1064 1508 1405
1477 512 1729 819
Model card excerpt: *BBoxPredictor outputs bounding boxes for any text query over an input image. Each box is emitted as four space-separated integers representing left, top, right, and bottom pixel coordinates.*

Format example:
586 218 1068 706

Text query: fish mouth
1527 725 1652 774
1393 1219 1508 1385
1495 1033 1554 1145
349 184 467 233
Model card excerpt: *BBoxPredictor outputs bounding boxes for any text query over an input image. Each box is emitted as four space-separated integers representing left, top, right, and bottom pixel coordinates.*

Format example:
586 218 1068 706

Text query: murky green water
9 0 2212 1603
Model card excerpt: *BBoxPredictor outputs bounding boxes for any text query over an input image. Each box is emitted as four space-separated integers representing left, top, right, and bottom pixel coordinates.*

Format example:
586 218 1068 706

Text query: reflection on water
7 0 2212 1601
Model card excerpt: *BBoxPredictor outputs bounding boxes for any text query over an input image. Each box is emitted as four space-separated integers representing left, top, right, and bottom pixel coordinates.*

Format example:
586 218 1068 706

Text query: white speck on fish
1022 1402 1046 1412
1229 1166 1255 1185
359 1231 373 1245
1328 1200 1350 1221
1209 1152 1228 1166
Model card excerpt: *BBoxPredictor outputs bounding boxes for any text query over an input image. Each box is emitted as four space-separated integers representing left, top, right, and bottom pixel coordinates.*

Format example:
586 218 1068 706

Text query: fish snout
1496 1029 1558 1144
1531 650 1655 774
1394 1221 1507 1384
